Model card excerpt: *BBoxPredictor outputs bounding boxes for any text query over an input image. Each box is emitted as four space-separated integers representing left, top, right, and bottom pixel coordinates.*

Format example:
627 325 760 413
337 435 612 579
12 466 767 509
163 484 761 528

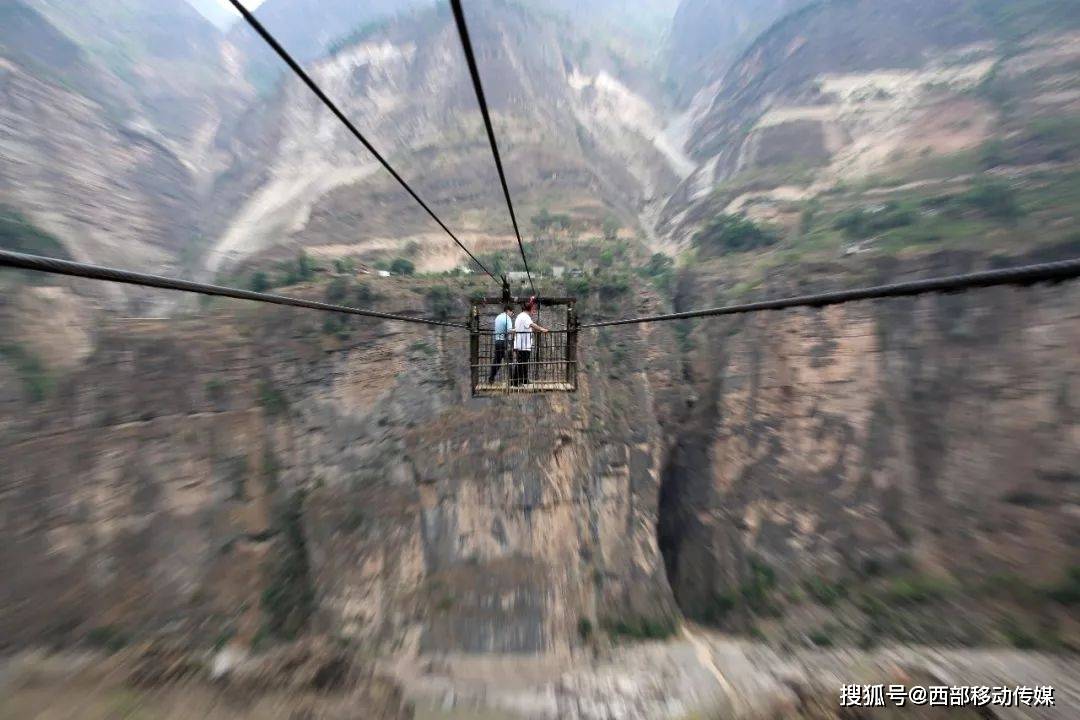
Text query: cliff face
0 277 682 656
664 0 810 104
2 249 1077 657
660 247 1080 648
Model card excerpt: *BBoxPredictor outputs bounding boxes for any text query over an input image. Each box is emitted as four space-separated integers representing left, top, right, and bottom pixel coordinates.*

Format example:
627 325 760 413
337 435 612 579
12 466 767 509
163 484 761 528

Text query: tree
325 277 349 304
694 214 778 255
963 180 1023 221
333 257 356 274
602 216 620 242
250 271 270 292
531 208 554 234
389 257 415 275
644 253 673 276
296 250 314 281
426 285 455 319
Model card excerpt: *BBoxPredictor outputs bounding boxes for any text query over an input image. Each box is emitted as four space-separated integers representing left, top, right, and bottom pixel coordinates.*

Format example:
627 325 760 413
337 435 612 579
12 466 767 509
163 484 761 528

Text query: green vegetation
601 614 677 641
1024 116 1080 161
204 378 226 404
804 576 848 607
0 343 52 402
409 340 436 356
84 625 130 653
597 271 631 300
961 179 1023 221
564 275 591 299
530 208 572 236
354 282 377 305
693 214 779 255
702 556 779 625
636 252 674 294
741 556 779 611
322 315 349 337
213 627 237 652
261 448 281 493
808 626 835 647
602 216 620 242
426 284 455 319
997 616 1063 651
878 573 952 606
333 257 357 274
577 617 594 642
1045 567 1080 605
257 379 289 417
324 276 351 305
249 271 270 292
261 491 315 642
389 257 415 276
259 250 318 288
833 202 917 238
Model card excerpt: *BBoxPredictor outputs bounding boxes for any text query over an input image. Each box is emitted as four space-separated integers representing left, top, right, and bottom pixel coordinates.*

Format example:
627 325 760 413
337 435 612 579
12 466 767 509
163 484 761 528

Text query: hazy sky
187 0 269 30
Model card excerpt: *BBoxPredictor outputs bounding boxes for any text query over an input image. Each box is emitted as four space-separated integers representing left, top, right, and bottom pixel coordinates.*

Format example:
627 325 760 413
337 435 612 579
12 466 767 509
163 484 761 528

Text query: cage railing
470 297 578 396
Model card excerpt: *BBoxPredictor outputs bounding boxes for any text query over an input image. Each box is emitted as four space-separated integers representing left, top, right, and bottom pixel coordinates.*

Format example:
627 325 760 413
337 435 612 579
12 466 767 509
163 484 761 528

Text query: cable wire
449 0 536 296
0 250 468 329
581 257 1080 328
227 0 497 282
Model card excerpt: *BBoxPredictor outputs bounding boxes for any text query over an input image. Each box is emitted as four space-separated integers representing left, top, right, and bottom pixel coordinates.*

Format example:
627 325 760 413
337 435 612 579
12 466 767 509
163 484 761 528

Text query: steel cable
0 250 468 329
227 0 498 281
582 258 1080 328
449 0 536 295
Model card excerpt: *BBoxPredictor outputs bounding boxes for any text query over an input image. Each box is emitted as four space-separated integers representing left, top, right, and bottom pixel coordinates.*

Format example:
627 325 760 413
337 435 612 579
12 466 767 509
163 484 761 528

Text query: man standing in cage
489 303 515 384
512 299 550 386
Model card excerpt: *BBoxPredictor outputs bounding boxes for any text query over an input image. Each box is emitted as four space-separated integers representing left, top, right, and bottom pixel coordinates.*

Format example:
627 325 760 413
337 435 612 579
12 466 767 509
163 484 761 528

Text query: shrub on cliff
261 491 315 642
694 214 778 255
389 257 415 276
426 285 455 319
601 614 677 641
962 179 1023 221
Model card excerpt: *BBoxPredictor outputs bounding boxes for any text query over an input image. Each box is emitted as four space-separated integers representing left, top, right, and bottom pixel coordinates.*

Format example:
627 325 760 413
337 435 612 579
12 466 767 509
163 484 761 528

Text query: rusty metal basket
470 296 578 396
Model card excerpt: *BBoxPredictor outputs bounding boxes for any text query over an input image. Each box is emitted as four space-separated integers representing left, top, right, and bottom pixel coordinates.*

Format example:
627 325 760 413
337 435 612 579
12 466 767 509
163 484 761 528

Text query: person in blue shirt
489 304 515 383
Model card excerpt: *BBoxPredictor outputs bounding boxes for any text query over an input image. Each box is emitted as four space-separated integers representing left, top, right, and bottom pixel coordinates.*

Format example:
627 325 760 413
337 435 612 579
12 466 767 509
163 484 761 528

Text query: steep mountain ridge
664 0 811 104
0 0 253 308
227 0 423 92
208 1 686 276
659 0 1080 247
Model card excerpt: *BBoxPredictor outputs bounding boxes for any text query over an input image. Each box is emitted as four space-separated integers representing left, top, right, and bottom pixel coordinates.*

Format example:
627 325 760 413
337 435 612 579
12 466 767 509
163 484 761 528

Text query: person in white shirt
489 304 514 384
512 299 549 386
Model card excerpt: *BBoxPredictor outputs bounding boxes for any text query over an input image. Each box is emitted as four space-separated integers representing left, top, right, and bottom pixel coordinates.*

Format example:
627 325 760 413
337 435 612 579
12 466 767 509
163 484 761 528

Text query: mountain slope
24 0 250 158
664 0 811 104
659 0 1080 249
0 2 199 277
227 0 421 92
208 0 686 276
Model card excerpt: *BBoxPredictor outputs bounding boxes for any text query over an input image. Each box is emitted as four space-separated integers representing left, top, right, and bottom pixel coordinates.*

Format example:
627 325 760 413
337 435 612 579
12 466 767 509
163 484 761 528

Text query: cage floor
474 380 575 394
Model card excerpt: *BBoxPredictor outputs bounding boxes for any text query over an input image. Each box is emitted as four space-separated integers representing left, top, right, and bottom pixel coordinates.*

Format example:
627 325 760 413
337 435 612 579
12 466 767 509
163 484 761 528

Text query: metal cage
470 296 578 396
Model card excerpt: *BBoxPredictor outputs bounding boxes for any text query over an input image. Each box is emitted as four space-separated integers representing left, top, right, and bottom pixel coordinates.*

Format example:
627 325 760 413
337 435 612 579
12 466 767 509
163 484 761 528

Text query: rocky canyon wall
660 247 1080 648
0 279 681 656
